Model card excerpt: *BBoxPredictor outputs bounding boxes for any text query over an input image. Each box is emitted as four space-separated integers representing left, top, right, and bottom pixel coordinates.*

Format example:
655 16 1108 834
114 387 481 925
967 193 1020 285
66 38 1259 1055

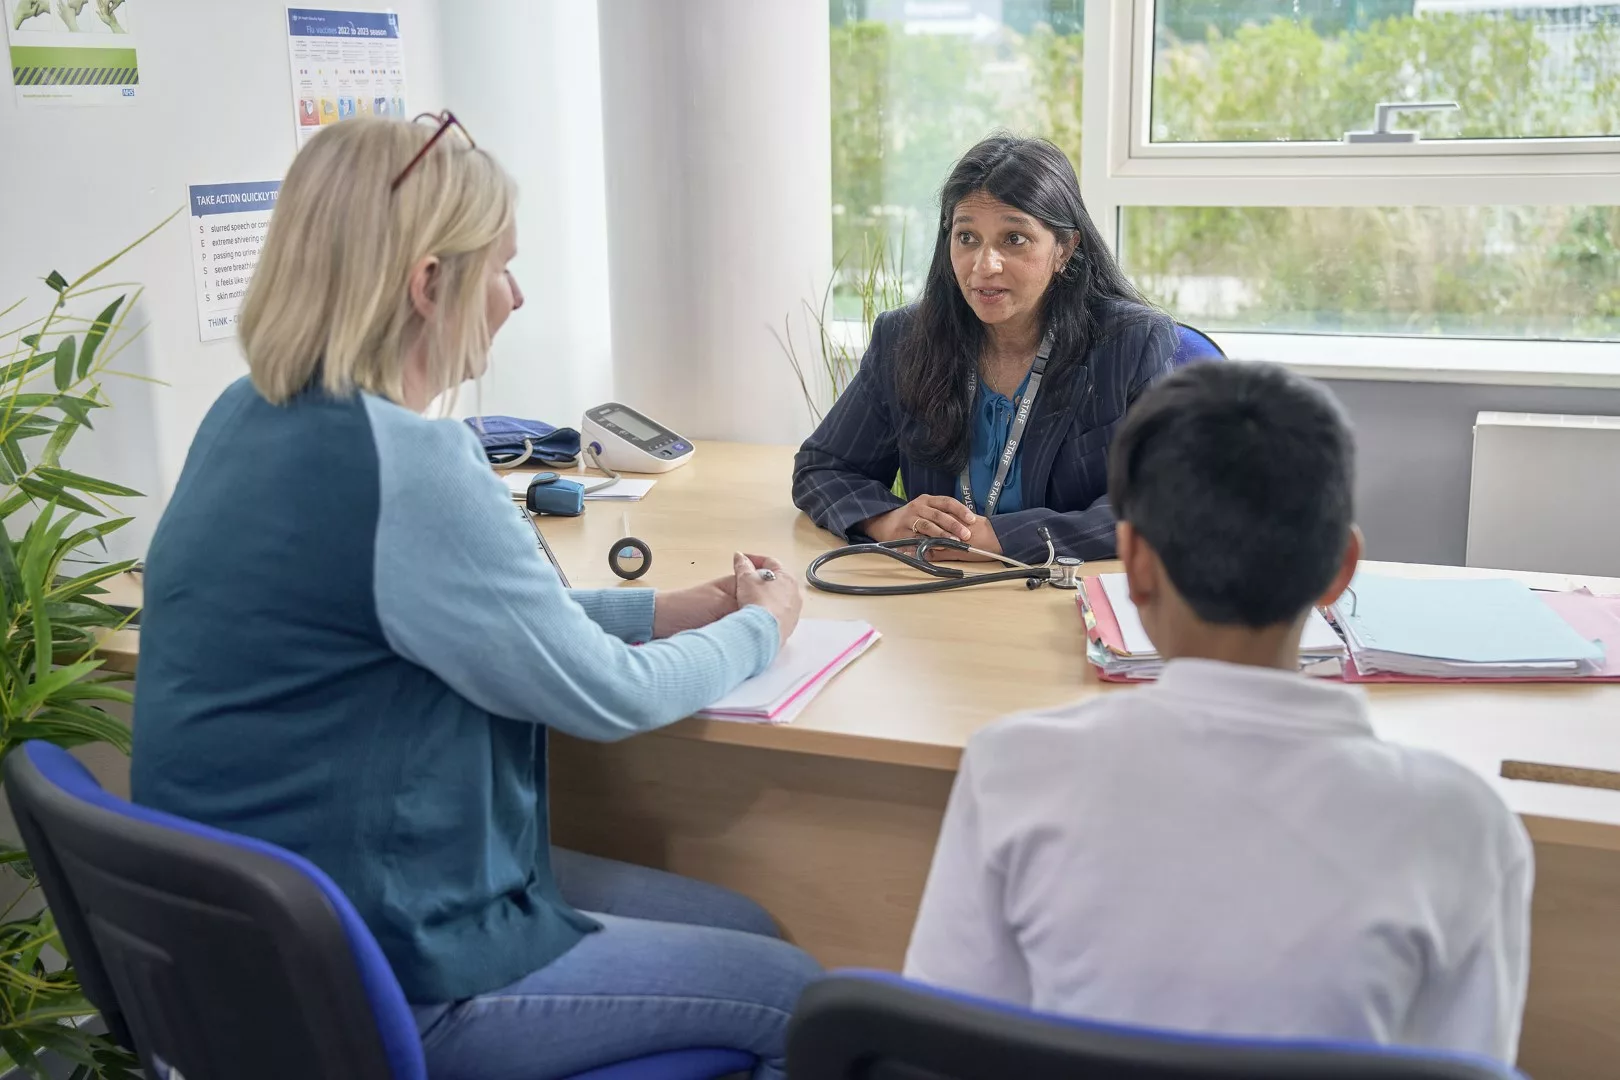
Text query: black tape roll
609 537 653 580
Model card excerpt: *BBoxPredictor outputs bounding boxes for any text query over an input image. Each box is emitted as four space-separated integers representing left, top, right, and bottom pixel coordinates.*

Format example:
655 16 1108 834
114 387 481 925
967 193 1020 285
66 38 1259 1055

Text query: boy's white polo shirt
905 658 1533 1063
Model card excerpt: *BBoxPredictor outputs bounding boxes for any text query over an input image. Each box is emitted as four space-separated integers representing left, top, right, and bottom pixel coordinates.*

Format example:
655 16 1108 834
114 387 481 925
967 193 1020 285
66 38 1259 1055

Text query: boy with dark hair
905 362 1532 1062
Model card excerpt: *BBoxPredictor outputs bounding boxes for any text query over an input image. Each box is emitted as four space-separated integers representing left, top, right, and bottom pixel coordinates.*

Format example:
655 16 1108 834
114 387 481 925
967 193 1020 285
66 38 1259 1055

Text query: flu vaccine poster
285 7 407 147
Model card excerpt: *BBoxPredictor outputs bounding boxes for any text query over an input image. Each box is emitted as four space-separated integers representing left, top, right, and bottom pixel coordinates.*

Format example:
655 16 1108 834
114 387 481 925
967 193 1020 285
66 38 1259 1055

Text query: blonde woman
131 115 816 1080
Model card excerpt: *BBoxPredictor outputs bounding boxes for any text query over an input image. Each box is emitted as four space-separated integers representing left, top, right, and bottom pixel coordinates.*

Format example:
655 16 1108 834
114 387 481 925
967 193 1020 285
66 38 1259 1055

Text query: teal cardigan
130 379 779 1003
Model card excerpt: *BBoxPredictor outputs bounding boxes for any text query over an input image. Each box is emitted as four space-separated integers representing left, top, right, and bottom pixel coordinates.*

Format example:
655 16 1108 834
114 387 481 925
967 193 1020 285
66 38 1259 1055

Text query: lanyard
959 330 1054 517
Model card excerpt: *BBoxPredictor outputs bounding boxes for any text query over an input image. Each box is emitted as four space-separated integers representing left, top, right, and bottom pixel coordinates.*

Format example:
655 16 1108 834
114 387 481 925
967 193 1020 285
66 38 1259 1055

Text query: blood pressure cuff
465 416 582 467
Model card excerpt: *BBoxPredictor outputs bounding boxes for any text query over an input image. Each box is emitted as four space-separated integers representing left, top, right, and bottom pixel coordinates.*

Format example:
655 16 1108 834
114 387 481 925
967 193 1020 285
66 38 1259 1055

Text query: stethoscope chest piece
609 536 653 580
1047 556 1084 589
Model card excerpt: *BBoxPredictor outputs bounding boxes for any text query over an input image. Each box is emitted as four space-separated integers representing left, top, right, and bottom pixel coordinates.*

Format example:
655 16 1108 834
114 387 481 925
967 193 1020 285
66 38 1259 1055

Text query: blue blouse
965 369 1033 515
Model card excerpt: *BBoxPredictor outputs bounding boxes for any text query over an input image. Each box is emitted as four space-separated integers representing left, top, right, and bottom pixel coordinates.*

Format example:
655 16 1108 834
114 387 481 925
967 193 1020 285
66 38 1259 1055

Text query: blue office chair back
787 972 1527 1080
4 741 424 1080
4 741 757 1080
1173 322 1227 366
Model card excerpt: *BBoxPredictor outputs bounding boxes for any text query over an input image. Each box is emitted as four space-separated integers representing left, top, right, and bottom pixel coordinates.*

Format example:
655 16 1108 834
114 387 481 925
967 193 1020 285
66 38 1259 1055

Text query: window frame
1075 0 1620 380
1087 0 1620 207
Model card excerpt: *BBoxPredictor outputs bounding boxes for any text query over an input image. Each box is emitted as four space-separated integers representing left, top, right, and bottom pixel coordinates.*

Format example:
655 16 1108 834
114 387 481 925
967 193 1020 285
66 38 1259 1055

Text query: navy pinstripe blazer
792 302 1176 563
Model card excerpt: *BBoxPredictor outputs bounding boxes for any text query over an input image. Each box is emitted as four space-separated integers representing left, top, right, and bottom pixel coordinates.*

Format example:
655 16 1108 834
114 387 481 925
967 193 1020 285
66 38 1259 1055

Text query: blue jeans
412 849 822 1080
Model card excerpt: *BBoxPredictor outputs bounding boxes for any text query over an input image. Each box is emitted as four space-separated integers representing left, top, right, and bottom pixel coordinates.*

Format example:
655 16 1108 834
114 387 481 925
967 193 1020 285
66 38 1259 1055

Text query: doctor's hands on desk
861 495 1001 562
650 553 803 647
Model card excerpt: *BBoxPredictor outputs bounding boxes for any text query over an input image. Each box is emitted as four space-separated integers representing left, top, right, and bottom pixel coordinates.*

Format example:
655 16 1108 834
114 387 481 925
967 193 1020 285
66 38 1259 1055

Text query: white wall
437 0 613 429
0 0 445 560
598 0 833 445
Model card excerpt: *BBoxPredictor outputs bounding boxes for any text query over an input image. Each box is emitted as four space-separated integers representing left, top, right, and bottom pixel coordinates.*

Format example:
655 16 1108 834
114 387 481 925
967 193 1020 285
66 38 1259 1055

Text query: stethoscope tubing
806 533 1059 596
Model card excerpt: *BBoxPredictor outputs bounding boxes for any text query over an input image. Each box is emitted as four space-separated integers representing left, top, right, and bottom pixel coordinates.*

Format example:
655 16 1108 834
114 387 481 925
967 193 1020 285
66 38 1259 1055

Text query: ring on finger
912 517 928 535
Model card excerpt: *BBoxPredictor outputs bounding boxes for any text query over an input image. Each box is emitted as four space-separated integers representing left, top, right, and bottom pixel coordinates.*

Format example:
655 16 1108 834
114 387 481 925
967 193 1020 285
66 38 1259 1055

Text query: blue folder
1339 573 1604 664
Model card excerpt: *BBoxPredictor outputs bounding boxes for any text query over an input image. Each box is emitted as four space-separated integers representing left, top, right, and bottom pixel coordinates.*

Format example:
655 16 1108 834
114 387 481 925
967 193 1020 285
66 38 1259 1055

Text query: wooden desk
97 443 1620 1078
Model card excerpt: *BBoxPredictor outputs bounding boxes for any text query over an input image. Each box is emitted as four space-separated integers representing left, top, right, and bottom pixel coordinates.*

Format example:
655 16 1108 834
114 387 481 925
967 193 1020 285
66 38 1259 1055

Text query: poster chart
286 7 406 147
187 181 280 343
3 0 137 106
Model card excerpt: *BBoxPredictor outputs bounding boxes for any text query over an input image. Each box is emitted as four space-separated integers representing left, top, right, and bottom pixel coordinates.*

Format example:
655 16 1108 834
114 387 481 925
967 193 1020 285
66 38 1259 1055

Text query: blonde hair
239 117 515 406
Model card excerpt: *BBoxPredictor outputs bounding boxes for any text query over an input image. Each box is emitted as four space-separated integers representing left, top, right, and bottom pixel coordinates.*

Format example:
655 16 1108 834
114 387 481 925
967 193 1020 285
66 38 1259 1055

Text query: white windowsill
1212 333 1620 390
824 319 1620 390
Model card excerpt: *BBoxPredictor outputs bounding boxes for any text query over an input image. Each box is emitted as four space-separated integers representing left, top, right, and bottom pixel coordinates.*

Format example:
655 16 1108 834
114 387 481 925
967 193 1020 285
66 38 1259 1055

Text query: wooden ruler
1501 760 1620 792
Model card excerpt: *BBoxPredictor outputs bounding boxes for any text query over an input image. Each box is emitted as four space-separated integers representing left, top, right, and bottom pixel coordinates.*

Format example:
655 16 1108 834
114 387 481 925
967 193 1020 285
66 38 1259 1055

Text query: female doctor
130 115 817 1080
793 135 1175 564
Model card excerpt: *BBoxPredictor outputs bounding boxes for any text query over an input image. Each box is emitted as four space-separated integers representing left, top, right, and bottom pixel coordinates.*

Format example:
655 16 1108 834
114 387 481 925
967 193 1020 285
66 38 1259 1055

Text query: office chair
786 972 1527 1080
3 741 755 1080
1173 322 1227 366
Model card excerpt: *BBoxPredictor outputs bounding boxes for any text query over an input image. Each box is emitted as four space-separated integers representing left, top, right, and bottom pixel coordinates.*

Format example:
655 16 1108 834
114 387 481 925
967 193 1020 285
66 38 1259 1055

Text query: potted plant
0 211 178 1079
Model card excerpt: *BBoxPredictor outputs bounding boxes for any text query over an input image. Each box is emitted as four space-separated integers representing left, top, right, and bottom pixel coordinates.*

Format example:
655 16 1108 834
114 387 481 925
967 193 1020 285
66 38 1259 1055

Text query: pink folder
1079 577 1620 685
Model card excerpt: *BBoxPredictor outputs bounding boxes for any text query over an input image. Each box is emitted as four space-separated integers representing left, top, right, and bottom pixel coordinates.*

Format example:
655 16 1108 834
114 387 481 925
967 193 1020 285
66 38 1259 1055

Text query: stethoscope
806 526 1084 597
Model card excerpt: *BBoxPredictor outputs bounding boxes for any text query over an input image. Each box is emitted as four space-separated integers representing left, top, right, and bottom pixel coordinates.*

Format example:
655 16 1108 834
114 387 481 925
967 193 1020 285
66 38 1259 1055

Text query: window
1120 205 1620 341
1148 1 1620 145
828 0 1620 362
830 0 1085 312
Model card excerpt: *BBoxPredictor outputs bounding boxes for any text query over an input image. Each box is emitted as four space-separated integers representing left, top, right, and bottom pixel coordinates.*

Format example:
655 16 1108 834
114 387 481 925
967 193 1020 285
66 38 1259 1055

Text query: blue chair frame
787 971 1527 1080
3 741 753 1080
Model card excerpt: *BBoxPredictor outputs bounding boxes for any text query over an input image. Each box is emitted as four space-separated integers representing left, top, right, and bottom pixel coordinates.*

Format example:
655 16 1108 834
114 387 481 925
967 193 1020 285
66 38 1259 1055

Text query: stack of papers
697 620 880 724
503 472 657 502
1331 573 1607 679
1081 574 1346 681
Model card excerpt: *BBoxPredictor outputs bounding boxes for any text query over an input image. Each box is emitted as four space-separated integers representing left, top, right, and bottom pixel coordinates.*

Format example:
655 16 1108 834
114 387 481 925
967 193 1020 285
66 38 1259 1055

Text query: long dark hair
896 134 1153 471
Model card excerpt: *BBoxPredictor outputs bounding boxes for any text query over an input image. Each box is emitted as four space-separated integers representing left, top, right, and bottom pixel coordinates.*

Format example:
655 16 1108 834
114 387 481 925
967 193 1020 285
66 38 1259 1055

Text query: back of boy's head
1107 361 1355 627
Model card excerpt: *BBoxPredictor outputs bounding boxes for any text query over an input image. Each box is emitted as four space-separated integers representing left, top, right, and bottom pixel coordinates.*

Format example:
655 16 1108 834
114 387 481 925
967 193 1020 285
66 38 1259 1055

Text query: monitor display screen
603 408 662 442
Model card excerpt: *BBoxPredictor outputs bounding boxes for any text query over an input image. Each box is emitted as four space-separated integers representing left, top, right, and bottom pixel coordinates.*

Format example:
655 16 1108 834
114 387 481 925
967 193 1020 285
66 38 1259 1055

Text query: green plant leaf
1 437 26 480
0 394 104 413
77 296 124 381
0 353 56 387
0 1031 49 1080
6 1014 102 1060
43 271 68 294
11 707 131 755
21 523 53 684
56 517 130 562
15 479 101 518
14 659 104 714
52 397 94 431
43 681 133 707
36 504 78 585
39 419 80 470
0 844 34 882
52 337 76 392
33 468 140 500
46 560 136 603
8 422 60 444
0 534 20 622
43 599 133 635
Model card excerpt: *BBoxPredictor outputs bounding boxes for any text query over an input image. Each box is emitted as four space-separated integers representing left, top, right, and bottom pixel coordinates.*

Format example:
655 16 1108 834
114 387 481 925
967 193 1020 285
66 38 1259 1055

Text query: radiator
1466 411 1620 577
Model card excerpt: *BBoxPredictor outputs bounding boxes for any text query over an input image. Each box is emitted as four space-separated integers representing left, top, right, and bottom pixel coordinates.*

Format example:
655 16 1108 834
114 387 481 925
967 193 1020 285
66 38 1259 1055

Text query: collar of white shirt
1152 657 1374 739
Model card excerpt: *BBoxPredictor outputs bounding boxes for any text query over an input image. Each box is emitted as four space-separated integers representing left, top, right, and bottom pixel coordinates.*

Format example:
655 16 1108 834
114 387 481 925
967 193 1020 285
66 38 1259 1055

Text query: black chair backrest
3 744 408 1080
786 975 1525 1080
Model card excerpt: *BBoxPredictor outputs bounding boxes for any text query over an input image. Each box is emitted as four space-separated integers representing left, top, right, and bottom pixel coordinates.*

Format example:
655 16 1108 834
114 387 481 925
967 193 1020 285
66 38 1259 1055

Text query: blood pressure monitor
581 402 695 474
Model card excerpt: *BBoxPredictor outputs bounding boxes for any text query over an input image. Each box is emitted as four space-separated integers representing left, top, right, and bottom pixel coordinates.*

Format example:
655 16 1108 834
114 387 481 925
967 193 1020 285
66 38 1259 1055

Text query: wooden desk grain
99 442 1620 1078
